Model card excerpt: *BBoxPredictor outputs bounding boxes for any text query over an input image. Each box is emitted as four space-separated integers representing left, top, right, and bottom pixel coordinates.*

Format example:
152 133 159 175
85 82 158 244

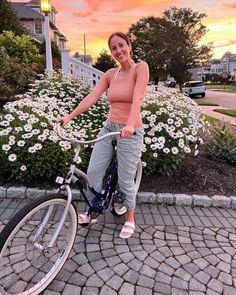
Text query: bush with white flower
141 86 208 175
0 73 207 183
0 72 108 182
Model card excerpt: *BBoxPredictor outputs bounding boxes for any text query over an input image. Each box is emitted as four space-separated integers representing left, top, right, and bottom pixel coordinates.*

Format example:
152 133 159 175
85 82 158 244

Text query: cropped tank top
107 64 143 128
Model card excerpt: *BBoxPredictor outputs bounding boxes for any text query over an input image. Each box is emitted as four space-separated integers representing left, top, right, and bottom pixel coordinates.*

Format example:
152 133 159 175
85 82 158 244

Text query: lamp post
40 0 53 73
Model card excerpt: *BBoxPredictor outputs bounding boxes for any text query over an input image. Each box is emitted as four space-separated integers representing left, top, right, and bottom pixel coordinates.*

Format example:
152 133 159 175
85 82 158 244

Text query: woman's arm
121 62 149 137
68 71 110 119
58 70 112 126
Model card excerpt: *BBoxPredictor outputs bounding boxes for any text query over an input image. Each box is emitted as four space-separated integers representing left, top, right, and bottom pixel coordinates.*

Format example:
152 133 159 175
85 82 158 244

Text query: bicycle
0 122 142 295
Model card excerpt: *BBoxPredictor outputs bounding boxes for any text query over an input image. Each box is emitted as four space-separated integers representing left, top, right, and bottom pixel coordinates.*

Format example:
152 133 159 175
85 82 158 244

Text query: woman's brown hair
108 32 132 56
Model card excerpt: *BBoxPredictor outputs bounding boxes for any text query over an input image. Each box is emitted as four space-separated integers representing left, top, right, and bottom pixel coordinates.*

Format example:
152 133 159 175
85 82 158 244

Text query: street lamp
40 0 53 73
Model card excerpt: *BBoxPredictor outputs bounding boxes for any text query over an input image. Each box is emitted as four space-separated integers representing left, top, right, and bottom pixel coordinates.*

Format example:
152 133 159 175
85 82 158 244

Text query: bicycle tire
111 159 142 217
0 194 78 295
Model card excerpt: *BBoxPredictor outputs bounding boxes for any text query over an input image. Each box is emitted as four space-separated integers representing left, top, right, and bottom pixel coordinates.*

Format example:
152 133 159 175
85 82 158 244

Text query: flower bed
141 86 208 175
0 73 208 183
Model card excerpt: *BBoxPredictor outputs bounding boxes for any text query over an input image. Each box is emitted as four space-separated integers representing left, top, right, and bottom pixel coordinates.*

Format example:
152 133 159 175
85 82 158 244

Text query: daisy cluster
141 85 209 175
0 72 108 181
0 73 207 182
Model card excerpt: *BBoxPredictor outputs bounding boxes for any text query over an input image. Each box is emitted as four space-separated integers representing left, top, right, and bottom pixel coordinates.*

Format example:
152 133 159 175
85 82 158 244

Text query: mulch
1 150 235 198
140 150 236 197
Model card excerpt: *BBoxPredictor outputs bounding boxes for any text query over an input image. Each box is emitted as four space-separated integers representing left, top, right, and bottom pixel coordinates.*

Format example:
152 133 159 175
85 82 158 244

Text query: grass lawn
194 99 219 106
205 84 236 92
202 114 221 125
213 109 236 118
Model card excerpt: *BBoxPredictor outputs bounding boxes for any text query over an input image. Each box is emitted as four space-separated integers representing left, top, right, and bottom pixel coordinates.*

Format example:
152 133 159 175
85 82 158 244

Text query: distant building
73 52 93 66
11 0 67 49
221 52 236 74
190 52 236 81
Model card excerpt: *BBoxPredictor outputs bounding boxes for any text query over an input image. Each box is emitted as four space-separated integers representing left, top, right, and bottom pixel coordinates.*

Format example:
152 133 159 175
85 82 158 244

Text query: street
205 90 236 109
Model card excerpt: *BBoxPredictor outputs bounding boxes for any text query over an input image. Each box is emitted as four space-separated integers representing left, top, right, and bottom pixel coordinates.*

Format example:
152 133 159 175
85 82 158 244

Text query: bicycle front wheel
0 194 78 295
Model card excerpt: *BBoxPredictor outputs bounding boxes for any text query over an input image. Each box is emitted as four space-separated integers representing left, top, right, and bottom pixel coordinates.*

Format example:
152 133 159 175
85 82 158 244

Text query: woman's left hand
120 125 135 138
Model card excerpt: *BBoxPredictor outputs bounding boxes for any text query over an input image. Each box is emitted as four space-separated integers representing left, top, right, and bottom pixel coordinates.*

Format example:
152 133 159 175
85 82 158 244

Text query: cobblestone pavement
1 198 236 295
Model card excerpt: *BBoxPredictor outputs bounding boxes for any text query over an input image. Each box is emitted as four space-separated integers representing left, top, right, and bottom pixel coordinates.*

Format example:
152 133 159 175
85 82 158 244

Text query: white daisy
8 154 17 162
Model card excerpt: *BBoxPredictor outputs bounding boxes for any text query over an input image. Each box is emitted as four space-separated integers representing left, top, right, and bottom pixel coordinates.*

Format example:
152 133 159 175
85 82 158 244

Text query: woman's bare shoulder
105 67 119 78
136 61 149 70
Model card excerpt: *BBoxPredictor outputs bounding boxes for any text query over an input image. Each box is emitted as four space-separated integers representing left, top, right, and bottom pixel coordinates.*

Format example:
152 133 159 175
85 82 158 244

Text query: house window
35 20 42 34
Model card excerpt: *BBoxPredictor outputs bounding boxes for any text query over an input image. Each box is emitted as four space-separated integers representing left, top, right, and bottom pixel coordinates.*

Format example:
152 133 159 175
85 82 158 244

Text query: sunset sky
13 0 236 61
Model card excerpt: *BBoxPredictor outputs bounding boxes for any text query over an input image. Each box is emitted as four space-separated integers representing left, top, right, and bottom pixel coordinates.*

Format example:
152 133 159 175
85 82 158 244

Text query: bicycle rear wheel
0 194 77 295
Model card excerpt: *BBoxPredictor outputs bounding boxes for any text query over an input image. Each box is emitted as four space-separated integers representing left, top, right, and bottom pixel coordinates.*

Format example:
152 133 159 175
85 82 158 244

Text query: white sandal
119 221 135 239
78 212 97 225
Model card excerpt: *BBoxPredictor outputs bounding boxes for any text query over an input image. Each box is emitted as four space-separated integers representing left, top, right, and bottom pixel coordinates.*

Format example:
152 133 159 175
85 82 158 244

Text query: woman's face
109 35 131 63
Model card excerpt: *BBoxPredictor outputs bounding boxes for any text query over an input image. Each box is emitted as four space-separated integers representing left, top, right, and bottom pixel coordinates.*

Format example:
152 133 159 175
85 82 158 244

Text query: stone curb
0 186 236 209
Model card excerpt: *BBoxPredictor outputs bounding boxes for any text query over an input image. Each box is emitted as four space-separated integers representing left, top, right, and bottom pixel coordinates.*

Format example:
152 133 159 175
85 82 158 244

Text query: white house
221 52 236 75
192 52 236 81
12 0 67 49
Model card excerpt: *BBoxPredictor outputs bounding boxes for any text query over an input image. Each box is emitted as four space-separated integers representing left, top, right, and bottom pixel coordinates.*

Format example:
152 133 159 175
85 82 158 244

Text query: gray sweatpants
87 121 144 209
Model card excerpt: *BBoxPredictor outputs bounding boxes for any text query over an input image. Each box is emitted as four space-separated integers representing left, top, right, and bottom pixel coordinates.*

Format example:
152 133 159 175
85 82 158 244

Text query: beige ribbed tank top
107 64 142 128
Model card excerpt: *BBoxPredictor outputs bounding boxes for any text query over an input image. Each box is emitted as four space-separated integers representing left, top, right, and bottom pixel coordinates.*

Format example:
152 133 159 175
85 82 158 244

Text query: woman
58 32 149 239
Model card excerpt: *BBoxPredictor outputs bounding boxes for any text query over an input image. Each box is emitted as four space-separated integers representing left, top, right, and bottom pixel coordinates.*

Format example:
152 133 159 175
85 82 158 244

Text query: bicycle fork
33 185 73 250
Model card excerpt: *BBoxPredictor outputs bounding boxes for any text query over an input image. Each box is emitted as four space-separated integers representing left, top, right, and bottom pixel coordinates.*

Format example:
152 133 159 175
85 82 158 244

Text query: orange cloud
84 0 106 11
71 0 172 17
214 40 236 48
223 2 236 9
73 11 93 18
110 0 172 13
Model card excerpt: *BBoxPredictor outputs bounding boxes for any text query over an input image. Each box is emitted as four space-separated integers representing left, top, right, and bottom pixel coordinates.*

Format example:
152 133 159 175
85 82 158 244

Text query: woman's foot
119 221 135 239
78 212 97 226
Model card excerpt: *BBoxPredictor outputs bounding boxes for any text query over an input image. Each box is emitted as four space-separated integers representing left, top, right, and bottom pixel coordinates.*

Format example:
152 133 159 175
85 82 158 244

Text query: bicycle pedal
56 176 64 184
113 191 125 204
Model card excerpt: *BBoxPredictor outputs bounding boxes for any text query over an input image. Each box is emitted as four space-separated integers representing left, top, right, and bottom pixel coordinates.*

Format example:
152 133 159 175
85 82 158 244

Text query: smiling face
109 35 132 63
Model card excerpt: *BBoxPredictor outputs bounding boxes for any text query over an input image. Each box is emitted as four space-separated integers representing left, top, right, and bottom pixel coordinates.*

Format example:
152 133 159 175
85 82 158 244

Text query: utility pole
83 34 86 63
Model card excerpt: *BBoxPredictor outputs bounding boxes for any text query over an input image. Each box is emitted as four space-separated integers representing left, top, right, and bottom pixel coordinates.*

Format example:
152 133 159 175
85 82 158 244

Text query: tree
128 7 213 89
0 0 27 35
93 49 117 72
128 16 168 84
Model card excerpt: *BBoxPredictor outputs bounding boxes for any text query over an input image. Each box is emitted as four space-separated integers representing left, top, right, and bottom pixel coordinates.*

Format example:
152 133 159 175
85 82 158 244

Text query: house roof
12 3 43 20
11 1 66 41
222 52 236 62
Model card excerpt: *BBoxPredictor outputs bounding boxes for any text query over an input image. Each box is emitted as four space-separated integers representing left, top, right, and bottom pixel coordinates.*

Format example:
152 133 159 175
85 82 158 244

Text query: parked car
182 81 205 98
164 77 176 88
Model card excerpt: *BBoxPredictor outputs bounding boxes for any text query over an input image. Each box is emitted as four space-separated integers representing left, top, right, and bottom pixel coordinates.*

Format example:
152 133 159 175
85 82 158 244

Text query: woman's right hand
57 115 72 128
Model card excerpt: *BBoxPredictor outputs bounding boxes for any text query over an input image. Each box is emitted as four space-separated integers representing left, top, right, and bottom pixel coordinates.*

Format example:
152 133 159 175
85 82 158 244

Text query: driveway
1 198 236 295
205 90 236 109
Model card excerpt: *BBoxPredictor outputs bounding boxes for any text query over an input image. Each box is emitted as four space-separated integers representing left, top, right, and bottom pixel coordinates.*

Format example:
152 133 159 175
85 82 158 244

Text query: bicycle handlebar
56 121 121 146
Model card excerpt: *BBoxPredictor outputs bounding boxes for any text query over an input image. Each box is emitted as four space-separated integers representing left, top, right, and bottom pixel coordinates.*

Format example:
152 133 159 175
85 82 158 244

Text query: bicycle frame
34 123 121 248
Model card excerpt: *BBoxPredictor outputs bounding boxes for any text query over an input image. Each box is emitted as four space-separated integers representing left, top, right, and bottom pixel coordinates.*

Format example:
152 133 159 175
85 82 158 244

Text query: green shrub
0 72 108 182
0 56 37 99
0 31 39 64
141 86 208 175
204 125 236 165
0 79 207 183
0 31 39 100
